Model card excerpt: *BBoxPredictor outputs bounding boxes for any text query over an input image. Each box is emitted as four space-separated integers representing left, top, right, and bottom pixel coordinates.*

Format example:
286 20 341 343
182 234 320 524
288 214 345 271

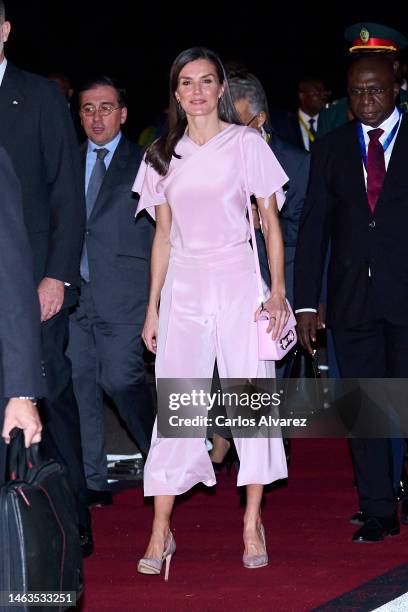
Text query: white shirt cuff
295 308 317 313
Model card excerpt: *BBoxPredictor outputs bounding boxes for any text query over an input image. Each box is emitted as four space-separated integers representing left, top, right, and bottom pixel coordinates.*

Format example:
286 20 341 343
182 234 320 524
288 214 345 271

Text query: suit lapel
269 136 290 190
103 136 131 188
79 143 87 198
0 64 27 142
296 120 305 150
377 114 408 207
342 121 369 210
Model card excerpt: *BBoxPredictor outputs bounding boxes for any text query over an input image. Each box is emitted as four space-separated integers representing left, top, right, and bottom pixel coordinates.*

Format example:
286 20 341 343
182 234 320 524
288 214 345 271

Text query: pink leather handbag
239 128 297 361
257 305 297 361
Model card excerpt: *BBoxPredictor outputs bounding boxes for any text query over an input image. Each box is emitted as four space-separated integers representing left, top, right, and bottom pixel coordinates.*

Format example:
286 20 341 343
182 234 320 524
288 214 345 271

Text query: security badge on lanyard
357 110 401 168
298 112 316 143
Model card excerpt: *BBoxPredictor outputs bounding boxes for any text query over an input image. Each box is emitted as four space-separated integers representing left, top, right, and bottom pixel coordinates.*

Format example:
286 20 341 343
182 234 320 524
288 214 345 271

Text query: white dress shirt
360 106 401 181
296 106 402 314
298 109 319 151
0 57 7 86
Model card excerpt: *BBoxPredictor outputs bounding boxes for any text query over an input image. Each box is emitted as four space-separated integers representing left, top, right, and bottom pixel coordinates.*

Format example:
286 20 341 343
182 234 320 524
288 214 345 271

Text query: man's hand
296 312 318 354
2 398 42 447
38 277 65 322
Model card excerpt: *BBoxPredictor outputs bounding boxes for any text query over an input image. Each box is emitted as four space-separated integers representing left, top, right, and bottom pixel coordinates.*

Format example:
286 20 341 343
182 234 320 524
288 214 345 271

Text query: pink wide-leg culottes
144 244 288 496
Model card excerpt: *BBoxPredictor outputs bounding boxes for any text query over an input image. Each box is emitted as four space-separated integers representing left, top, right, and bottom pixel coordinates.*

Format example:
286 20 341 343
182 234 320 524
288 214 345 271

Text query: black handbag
0 429 83 611
281 347 325 418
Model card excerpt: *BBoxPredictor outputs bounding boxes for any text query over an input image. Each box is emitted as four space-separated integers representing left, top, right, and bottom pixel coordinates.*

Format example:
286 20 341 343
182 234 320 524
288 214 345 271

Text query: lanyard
357 110 401 168
298 112 316 142
261 127 271 145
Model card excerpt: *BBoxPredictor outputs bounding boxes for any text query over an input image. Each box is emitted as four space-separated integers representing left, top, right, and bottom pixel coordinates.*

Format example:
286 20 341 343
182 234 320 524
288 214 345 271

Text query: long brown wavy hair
145 47 241 176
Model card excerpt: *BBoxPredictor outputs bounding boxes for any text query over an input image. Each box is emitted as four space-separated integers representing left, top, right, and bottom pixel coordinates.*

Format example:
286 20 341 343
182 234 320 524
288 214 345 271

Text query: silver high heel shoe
242 524 268 569
137 531 176 581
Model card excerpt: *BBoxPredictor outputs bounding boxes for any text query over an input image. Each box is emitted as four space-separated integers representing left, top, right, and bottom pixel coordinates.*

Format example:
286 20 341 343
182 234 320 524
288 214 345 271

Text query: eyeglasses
80 103 122 116
348 87 391 97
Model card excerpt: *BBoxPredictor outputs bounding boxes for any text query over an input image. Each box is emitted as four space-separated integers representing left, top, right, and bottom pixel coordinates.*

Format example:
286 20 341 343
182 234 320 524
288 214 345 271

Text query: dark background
4 2 405 139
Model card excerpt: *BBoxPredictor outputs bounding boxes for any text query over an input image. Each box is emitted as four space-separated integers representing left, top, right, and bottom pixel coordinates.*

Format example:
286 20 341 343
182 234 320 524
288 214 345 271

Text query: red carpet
80 440 408 611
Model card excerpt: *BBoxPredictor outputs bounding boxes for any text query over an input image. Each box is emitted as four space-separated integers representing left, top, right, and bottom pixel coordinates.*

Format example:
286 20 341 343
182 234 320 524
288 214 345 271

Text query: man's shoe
86 488 113 508
353 516 400 543
350 510 368 525
79 509 94 557
397 469 408 502
400 498 408 525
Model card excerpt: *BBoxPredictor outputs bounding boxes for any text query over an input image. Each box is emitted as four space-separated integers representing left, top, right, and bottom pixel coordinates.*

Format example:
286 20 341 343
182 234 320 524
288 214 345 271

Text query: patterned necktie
80 148 109 281
366 128 385 214
308 117 317 138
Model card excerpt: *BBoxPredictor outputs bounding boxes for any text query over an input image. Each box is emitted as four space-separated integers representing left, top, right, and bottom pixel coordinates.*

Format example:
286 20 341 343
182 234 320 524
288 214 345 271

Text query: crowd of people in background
1 0 408 596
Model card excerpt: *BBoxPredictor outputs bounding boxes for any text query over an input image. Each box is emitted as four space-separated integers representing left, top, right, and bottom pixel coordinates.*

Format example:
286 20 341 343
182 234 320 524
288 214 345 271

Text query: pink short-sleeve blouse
133 124 288 256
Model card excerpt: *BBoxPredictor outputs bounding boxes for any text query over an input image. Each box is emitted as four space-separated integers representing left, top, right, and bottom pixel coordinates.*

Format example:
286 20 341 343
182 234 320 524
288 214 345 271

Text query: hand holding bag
257 308 297 361
239 128 297 361
0 428 83 610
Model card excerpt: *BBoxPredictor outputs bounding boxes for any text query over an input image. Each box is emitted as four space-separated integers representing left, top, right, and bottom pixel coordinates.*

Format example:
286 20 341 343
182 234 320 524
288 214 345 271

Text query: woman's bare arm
142 203 172 353
255 194 288 340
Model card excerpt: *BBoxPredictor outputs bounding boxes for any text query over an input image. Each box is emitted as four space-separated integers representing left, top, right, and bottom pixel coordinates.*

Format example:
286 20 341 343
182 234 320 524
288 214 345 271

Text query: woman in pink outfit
133 47 289 578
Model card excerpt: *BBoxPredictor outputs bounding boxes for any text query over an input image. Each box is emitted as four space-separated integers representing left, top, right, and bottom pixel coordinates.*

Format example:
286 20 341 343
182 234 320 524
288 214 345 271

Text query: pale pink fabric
133 125 289 496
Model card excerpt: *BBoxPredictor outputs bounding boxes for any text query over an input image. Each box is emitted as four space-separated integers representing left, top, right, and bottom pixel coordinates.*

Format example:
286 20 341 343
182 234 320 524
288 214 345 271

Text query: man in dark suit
0 145 44 477
262 131 310 311
229 73 310 317
67 76 155 506
0 3 91 554
316 23 408 501
270 78 329 151
295 54 408 542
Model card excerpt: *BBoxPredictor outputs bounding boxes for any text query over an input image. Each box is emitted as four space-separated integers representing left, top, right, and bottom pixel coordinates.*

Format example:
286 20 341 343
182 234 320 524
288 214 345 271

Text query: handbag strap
238 127 266 306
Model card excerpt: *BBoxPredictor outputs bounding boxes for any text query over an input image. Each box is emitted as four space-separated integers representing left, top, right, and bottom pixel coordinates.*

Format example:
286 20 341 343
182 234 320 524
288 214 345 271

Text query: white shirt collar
0 57 8 87
298 108 319 123
86 131 122 155
361 107 400 138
